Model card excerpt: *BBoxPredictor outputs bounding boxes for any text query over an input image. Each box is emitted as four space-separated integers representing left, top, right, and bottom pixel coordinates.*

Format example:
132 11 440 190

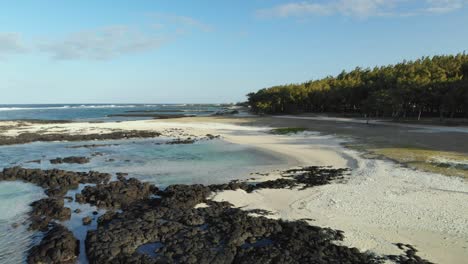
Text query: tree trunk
418 108 422 121
439 106 444 122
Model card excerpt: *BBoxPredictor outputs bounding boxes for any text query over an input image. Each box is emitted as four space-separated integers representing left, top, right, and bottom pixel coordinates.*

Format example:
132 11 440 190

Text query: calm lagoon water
0 138 282 186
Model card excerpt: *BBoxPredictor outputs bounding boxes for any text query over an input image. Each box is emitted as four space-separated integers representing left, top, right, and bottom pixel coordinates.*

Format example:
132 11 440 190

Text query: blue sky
0 0 467 104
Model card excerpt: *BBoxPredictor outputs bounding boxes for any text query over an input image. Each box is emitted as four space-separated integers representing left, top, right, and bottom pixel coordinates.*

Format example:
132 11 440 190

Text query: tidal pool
0 138 286 263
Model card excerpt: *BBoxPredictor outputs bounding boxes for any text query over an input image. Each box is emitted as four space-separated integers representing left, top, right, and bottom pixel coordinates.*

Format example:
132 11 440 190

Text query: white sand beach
1 118 467 263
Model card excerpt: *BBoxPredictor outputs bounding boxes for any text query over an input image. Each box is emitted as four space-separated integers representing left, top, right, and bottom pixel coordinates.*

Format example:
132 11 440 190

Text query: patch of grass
369 147 468 179
269 127 307 135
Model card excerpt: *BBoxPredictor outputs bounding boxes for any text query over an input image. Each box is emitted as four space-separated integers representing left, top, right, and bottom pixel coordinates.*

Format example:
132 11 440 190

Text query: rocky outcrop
0 167 111 197
27 224 79 264
0 130 161 146
155 134 221 146
50 156 90 164
164 138 196 145
205 134 220 140
387 243 434 264
76 175 158 209
107 113 195 119
67 143 119 149
83 168 431 264
84 184 379 264
210 166 348 193
213 110 239 116
0 166 431 264
29 198 71 231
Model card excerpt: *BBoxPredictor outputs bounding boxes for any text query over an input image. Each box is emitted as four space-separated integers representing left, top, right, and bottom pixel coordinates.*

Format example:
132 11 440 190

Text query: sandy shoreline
0 117 467 263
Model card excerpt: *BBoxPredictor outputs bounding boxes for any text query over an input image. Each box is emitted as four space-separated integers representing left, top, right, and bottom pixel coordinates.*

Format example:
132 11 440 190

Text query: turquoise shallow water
0 138 285 263
0 138 282 186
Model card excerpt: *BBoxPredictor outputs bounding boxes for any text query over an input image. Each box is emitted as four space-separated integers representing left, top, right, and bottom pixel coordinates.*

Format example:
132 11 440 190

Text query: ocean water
0 182 44 264
0 138 285 263
0 104 230 121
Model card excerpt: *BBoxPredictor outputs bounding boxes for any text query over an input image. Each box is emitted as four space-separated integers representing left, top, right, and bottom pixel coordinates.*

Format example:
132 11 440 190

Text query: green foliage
247 53 468 119
270 127 307 135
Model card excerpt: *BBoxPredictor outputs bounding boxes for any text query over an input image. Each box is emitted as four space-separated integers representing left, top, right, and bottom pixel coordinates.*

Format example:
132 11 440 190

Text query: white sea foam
0 182 45 264
0 105 140 111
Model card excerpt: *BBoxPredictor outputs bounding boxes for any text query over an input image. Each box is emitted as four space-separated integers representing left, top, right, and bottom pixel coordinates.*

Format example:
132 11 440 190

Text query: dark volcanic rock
125 110 185 113
50 156 91 164
116 172 129 177
27 224 79 264
76 176 158 209
0 130 161 146
155 138 196 145
205 134 220 140
165 138 196 145
155 134 219 146
85 193 378 264
0 166 432 264
160 184 212 209
25 159 41 164
68 143 119 149
213 110 239 116
84 174 432 264
210 166 349 193
251 166 348 191
387 243 434 264
0 167 111 197
107 113 194 119
29 198 71 231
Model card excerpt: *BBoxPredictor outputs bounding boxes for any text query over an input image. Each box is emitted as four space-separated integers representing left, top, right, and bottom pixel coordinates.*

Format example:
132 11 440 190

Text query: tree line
247 54 468 120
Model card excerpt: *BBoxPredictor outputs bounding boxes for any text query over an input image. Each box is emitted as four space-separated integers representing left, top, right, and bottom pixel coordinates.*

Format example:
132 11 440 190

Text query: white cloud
257 0 467 18
0 33 28 58
39 26 168 60
149 13 214 32
424 0 465 13
38 14 213 60
257 2 332 17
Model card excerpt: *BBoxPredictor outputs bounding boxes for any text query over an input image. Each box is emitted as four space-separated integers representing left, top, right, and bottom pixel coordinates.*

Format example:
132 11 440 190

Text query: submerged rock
68 143 119 149
165 138 196 145
25 159 41 164
0 130 161 146
213 110 239 116
155 138 196 145
50 156 91 164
